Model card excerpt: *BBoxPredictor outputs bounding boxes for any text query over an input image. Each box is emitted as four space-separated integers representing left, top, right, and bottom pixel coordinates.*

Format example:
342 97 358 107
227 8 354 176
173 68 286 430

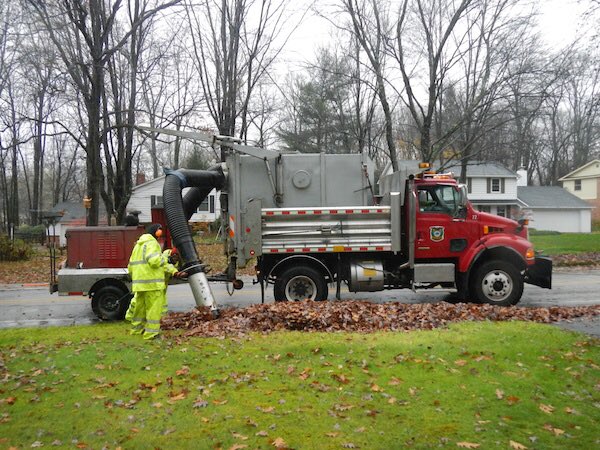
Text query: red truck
51 133 551 318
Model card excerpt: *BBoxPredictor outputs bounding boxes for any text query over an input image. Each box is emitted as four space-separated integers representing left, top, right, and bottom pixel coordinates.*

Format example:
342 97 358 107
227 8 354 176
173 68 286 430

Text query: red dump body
65 226 144 268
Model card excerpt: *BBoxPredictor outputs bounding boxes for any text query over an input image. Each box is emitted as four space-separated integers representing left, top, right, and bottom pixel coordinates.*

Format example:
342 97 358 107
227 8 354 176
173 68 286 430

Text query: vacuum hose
163 165 225 314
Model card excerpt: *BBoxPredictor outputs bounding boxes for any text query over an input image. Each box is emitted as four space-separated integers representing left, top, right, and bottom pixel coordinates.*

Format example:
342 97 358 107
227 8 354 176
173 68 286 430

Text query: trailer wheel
91 286 132 321
470 260 523 306
274 266 328 302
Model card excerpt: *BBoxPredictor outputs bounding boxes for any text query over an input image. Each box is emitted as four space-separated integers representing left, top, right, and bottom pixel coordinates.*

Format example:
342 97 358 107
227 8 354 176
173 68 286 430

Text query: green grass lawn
1 323 598 449
529 231 600 255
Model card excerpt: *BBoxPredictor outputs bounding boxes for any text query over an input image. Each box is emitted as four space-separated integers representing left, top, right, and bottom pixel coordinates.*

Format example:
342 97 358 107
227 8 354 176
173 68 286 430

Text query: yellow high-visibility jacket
128 234 177 292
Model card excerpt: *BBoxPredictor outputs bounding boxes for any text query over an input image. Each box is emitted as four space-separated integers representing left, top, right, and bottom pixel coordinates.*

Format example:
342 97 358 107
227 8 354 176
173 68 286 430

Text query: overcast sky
280 0 593 68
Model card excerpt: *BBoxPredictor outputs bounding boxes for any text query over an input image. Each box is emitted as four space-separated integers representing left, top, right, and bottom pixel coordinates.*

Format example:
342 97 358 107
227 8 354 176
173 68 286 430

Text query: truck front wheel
274 266 328 302
470 260 523 306
91 285 132 320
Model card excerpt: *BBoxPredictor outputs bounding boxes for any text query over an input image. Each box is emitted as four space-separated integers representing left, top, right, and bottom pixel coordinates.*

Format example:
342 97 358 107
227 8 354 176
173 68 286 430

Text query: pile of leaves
161 300 600 337
551 252 600 267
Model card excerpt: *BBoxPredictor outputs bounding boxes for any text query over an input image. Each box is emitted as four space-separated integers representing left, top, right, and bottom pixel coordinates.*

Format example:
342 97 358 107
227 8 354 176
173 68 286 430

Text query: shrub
0 234 34 261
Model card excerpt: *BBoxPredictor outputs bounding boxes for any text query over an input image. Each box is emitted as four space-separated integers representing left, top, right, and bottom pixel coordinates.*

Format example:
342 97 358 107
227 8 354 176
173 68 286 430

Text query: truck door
414 184 473 260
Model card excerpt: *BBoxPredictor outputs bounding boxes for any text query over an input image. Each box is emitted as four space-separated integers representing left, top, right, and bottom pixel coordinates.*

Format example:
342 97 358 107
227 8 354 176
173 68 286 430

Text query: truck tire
470 260 523 306
91 286 132 321
274 266 328 302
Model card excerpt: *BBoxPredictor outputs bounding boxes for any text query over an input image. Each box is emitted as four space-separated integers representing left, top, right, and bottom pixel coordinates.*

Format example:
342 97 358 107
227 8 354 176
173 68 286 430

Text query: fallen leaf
341 444 357 448
388 377 402 386
456 442 480 448
506 396 520 405
509 440 527 450
325 432 339 437
271 437 287 448
229 444 248 450
228 445 247 450
169 391 188 402
332 373 350 384
454 360 467 367
495 389 504 400
298 368 311 380
232 432 248 440
256 431 268 437
370 384 382 392
539 403 554 414
176 366 190 376
257 406 275 413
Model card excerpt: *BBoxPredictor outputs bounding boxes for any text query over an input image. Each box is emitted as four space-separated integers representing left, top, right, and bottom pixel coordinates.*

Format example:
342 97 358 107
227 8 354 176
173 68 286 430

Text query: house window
476 205 491 213
487 178 505 193
491 178 501 193
197 195 216 213
151 195 163 207
574 179 581 191
497 206 506 217
467 177 472 194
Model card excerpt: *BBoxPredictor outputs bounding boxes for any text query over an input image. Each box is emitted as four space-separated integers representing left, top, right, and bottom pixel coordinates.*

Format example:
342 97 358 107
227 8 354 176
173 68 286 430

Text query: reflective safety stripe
144 327 160 333
131 323 144 330
146 252 161 260
131 317 145 322
132 279 165 284
128 260 146 266
146 319 160 324
142 244 147 260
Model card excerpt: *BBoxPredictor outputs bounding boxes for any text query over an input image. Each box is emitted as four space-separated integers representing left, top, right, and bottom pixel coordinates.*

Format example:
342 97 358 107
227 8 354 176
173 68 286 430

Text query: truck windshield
418 185 459 215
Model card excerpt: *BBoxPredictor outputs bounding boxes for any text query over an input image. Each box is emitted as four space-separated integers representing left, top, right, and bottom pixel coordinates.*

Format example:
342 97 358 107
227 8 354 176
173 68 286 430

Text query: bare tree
393 0 475 162
341 0 398 169
185 0 290 159
25 0 180 225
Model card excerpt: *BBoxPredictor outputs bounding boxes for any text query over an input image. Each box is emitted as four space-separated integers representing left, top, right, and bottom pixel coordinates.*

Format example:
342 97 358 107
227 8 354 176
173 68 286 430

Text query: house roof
383 160 517 179
517 186 593 209
443 160 516 178
131 175 165 191
49 201 109 225
558 159 600 181
50 201 87 222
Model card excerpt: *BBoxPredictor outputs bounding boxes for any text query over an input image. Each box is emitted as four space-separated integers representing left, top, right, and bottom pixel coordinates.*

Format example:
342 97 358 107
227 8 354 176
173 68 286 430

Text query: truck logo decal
430 226 445 242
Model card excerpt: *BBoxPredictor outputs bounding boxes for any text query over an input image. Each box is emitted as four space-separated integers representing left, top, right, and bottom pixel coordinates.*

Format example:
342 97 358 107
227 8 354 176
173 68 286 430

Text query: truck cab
411 173 551 305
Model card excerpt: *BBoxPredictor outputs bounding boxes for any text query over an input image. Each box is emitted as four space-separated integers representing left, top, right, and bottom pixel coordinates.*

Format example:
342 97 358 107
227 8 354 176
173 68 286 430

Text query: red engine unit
65 227 143 269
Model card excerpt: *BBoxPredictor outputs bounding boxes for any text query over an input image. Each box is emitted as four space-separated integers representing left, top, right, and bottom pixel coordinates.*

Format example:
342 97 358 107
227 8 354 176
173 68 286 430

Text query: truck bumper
524 256 552 289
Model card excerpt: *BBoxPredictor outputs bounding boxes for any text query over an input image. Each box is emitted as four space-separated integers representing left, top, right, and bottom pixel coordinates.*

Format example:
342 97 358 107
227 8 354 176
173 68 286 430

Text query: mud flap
524 256 552 289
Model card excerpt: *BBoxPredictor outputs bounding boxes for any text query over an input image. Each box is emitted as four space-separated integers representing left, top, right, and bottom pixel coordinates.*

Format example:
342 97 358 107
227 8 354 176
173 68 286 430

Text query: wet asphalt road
0 268 599 336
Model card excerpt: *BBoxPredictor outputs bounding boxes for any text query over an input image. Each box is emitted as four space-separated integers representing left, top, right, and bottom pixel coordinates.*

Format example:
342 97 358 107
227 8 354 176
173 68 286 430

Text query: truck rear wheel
91 285 132 321
274 266 328 302
470 260 523 306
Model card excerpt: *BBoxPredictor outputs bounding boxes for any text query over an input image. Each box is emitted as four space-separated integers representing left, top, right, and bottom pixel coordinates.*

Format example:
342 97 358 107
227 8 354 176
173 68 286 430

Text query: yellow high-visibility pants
129 290 165 340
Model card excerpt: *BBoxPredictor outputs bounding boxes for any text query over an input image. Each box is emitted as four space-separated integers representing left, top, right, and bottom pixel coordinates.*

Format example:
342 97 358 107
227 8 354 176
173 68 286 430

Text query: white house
381 160 591 232
559 159 600 222
517 186 592 233
448 161 523 218
127 176 221 223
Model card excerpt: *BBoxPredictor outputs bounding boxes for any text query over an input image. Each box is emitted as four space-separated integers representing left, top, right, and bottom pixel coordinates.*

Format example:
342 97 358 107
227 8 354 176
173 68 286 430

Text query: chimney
135 172 146 186
516 167 527 187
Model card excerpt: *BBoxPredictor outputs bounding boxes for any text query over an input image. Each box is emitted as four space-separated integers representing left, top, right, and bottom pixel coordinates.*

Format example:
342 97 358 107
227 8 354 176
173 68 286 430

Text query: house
46 201 108 247
380 160 524 217
517 186 592 233
127 176 220 224
447 161 523 218
380 159 591 232
558 159 600 221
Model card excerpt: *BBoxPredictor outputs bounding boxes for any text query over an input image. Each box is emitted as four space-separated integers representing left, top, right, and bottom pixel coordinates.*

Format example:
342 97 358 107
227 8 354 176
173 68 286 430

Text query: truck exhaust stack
163 166 225 315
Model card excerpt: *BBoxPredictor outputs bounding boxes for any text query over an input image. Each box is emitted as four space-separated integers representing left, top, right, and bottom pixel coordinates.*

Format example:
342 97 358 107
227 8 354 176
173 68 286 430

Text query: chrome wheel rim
285 275 317 301
481 269 513 302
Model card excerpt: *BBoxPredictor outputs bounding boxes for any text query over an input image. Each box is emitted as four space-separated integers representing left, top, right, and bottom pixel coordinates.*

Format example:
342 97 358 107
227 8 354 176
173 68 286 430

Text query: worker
125 246 181 322
127 224 185 340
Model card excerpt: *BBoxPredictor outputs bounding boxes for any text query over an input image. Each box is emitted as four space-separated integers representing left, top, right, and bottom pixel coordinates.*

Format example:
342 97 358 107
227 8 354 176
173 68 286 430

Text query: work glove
174 271 188 279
